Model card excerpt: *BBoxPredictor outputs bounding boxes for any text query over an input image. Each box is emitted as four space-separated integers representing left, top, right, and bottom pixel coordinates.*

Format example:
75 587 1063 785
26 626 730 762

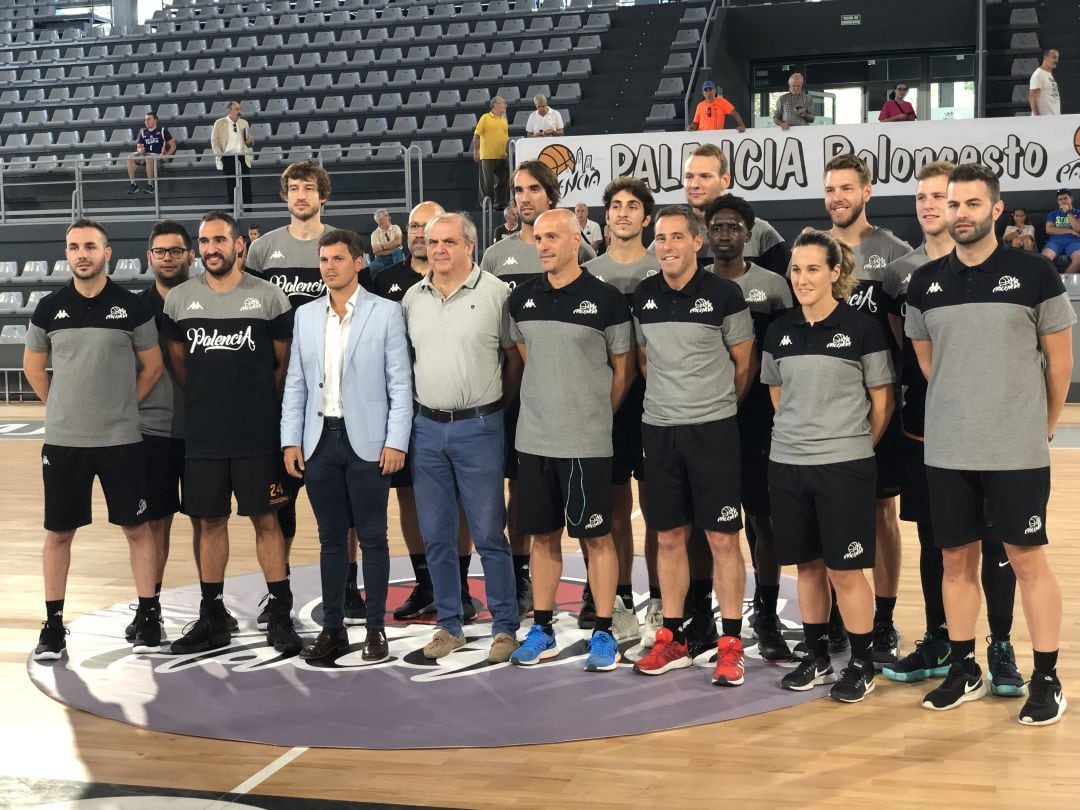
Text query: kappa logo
717 505 739 523
645 268 659 277
594 274 604 282
269 250 285 260
136 499 147 516
642 299 658 310
927 282 943 294
42 455 49 466
573 300 598 315
993 275 1021 293
779 335 792 346
902 273 912 285
502 256 519 266
585 514 604 530
1025 515 1043 535
523 299 537 309
239 297 262 312
746 288 767 303
54 309 69 320
864 255 887 270
843 541 864 560
186 301 205 310
826 333 852 349
388 284 402 293
689 298 714 314
105 306 127 320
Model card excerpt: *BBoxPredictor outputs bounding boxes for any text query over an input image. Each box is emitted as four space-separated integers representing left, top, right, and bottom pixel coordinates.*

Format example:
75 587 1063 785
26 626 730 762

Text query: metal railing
684 0 723 126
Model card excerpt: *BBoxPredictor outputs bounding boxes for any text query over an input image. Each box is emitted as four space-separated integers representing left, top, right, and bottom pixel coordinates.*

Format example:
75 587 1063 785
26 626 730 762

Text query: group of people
28 145 1070 727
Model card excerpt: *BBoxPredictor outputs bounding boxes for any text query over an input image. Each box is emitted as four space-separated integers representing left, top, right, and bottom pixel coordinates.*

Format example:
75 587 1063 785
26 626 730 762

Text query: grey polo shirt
26 279 158 448
138 284 185 438
401 264 513 411
761 302 895 465
904 244 1075 471
883 245 930 437
480 230 596 290
634 267 753 426
509 270 633 458
584 251 661 297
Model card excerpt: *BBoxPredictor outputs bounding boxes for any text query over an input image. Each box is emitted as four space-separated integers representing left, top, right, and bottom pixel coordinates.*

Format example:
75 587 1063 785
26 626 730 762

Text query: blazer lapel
310 297 326 381
343 292 376 369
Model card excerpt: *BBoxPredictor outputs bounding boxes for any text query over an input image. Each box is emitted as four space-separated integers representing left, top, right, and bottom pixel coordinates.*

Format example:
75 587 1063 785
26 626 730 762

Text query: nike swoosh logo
964 679 981 694
1055 692 1063 706
937 654 950 665
998 561 1011 568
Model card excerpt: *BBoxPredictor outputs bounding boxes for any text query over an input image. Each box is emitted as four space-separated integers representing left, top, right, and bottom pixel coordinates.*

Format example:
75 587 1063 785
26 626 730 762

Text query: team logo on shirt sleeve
992 275 1021 293
572 300 598 315
826 333 852 349
746 289 767 303
689 298 714 314
105 306 128 320
239 297 262 312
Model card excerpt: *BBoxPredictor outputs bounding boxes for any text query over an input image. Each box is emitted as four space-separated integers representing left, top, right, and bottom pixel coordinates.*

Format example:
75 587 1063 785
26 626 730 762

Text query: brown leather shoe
362 629 389 662
299 627 350 661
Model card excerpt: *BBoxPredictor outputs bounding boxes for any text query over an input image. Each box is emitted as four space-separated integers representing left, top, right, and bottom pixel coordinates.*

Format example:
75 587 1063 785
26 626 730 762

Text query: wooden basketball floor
2 401 1080 808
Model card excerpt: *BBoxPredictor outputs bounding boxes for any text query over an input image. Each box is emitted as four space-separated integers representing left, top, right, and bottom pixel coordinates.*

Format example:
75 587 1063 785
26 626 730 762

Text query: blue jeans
411 410 518 637
303 423 391 631
367 248 405 278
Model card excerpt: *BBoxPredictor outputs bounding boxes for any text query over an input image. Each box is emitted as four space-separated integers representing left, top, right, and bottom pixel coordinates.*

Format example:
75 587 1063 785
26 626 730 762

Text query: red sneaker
632 627 693 676
712 635 745 686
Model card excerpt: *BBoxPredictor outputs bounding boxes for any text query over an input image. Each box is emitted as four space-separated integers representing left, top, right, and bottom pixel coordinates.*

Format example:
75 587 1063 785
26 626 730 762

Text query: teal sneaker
987 638 1027 697
883 631 951 683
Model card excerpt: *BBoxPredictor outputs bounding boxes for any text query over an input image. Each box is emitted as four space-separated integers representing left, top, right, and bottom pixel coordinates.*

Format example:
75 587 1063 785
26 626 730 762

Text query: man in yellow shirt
472 96 510 209
689 82 747 133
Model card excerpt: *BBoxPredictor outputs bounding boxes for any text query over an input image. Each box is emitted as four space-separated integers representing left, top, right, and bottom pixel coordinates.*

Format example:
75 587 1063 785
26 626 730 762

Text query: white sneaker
641 598 663 648
612 597 640 641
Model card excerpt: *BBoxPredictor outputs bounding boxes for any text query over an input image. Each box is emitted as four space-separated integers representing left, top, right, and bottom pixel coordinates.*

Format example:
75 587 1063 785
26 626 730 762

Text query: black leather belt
415 400 502 423
325 417 346 430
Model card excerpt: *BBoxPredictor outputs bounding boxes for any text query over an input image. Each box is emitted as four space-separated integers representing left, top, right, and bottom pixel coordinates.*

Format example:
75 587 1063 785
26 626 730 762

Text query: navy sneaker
987 638 1026 697
884 630 951 683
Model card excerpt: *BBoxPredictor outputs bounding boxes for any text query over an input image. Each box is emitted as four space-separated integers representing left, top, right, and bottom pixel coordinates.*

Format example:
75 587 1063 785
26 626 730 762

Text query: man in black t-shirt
126 111 176 195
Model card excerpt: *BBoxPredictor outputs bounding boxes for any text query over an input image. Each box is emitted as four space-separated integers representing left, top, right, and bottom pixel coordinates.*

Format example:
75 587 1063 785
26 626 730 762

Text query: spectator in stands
126 112 176 195
575 203 603 252
248 224 261 243
1004 208 1036 252
369 209 405 279
1029 49 1060 116
878 83 917 122
494 204 520 241
473 96 510 209
525 95 565 138
688 81 747 133
773 73 815 130
1043 189 1080 273
211 100 254 207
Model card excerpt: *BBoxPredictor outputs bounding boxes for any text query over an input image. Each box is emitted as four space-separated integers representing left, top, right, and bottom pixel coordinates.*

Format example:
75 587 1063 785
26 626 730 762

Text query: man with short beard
163 211 302 657
25 218 164 659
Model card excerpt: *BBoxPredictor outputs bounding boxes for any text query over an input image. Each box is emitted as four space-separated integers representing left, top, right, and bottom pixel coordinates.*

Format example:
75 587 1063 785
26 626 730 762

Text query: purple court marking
28 555 823 749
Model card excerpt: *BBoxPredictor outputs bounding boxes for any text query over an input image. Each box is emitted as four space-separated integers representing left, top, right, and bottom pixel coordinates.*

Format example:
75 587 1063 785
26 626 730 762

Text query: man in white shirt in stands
526 95 564 138
576 203 603 253
1029 49 1061 116
210 100 255 206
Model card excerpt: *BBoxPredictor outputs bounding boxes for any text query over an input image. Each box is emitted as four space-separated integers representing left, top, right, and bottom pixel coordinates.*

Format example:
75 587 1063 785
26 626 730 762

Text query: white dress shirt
225 121 246 155
323 287 359 418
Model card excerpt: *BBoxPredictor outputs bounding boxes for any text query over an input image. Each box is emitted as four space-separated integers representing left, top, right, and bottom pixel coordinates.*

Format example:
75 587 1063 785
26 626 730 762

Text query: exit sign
841 13 861 26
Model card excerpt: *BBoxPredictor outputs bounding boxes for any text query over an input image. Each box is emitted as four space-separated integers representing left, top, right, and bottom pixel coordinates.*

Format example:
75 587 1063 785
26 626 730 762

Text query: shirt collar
69 277 113 302
536 267 591 294
791 300 848 327
658 265 706 297
325 285 361 314
944 242 1006 275
418 263 483 292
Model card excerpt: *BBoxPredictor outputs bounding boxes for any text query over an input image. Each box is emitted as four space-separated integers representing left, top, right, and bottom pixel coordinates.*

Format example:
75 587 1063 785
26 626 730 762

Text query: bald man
507 209 636 672
773 73 815 130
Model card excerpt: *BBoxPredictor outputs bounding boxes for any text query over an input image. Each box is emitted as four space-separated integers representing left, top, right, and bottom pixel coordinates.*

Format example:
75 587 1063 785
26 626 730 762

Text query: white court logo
826 333 852 349
585 514 604 529
1025 515 1043 535
746 288 767 303
993 275 1021 293
843 541 864 560
642 299 658 310
186 301 205 310
105 306 127 320
54 309 69 320
779 335 792 346
927 282 943 294
136 499 147 516
689 298 714 314
573 300 598 315
270 250 285 260
523 299 536 309
239 297 262 312
718 505 739 523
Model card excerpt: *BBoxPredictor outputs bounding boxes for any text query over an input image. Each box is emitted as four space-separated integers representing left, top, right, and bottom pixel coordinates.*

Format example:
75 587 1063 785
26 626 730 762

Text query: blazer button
317 411 323 417
319 382 323 388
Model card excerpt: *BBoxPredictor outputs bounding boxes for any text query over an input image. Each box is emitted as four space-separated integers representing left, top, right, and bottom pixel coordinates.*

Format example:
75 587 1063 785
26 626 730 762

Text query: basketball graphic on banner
538 143 575 176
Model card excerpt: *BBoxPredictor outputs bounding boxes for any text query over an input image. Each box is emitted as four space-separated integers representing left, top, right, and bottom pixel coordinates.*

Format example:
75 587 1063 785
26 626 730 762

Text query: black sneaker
224 608 239 634
781 657 836 691
124 602 140 642
922 663 987 711
266 598 302 655
987 638 1026 697
462 593 478 622
126 182 139 194
753 612 791 662
577 584 597 629
685 608 720 660
830 659 876 703
256 594 271 631
132 607 163 653
871 619 900 670
171 610 230 655
143 183 155 194
392 583 435 620
883 630 951 683
516 577 533 619
1019 672 1067 726
828 611 849 654
791 640 810 661
344 588 367 626
33 621 68 661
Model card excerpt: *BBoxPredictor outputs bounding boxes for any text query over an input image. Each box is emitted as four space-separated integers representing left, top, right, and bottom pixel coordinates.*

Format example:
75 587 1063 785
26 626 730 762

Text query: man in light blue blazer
281 229 412 662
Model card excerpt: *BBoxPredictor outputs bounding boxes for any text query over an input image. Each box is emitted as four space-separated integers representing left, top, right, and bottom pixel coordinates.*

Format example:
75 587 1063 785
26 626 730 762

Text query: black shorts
184 455 292 518
926 466 1050 548
517 453 612 539
642 418 743 533
736 411 771 517
899 433 931 524
503 398 520 480
389 452 413 489
874 409 903 499
142 434 185 520
42 442 150 532
611 377 645 485
768 457 877 571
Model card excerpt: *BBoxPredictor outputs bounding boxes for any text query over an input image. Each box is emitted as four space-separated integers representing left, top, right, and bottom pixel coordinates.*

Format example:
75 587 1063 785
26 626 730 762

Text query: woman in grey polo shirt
760 231 895 704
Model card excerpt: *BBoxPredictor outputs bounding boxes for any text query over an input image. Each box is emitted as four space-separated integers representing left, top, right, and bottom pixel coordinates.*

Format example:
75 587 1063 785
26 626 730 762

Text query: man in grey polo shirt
402 212 523 664
906 163 1074 726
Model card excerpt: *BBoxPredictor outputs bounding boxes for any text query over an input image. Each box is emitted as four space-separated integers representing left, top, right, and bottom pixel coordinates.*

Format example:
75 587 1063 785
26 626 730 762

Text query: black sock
649 585 662 600
988 615 1012 643
533 610 554 632
803 622 829 661
690 578 712 614
45 598 65 625
1033 649 1058 677
200 581 224 606
874 595 897 625
981 539 1015 643
409 554 432 591
918 521 947 632
347 561 359 586
663 616 685 644
138 595 159 614
848 630 872 664
266 578 291 605
616 583 633 609
758 584 779 616
513 554 531 581
593 616 613 634
459 555 471 596
721 617 742 638
951 638 978 673
154 582 162 597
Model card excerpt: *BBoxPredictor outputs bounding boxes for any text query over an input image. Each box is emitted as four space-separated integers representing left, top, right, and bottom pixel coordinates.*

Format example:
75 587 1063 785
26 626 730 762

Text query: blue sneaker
987 638 1027 697
584 629 621 672
509 624 558 666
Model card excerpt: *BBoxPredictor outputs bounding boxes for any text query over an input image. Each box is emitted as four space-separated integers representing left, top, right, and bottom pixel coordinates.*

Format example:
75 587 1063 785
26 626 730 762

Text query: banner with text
513 115 1080 207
